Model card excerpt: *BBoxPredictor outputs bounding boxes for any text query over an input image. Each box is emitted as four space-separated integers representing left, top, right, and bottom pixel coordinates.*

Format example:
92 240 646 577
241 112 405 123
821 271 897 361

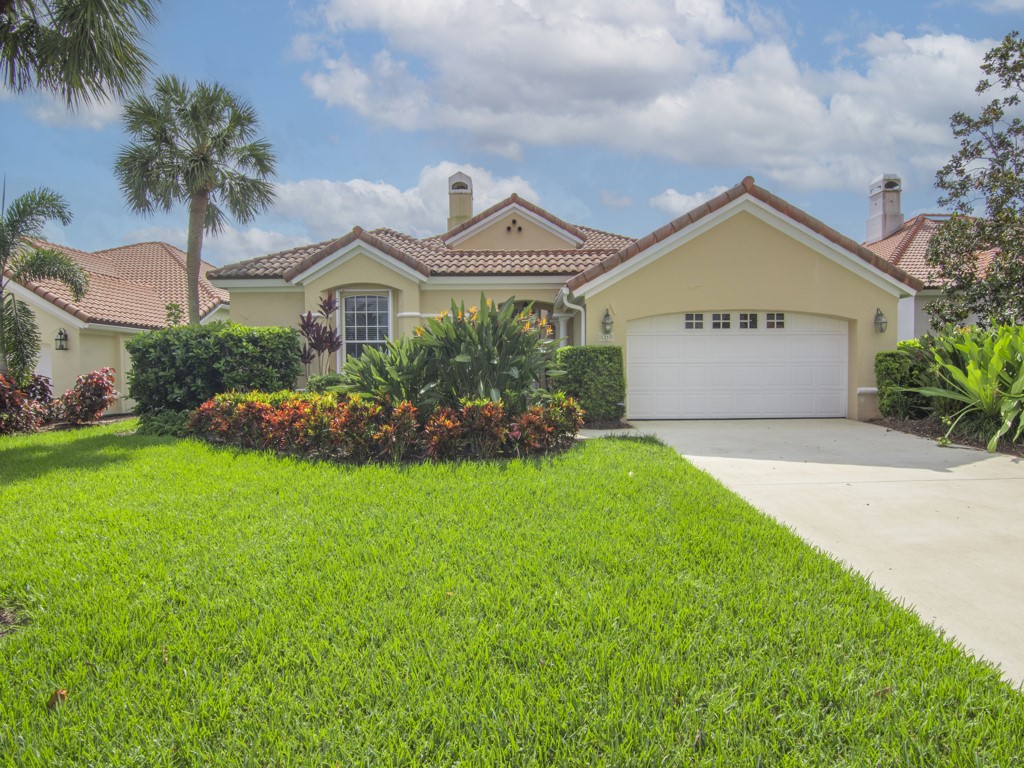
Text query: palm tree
0 0 157 107
114 75 276 325
0 187 88 385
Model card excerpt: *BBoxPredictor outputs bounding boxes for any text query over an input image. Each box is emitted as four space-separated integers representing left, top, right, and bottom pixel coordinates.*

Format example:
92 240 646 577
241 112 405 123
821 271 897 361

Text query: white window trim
335 288 393 369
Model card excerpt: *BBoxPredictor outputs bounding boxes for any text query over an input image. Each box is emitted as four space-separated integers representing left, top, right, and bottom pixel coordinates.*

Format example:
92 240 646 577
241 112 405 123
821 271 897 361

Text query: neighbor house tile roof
565 176 925 292
10 240 228 330
863 214 995 288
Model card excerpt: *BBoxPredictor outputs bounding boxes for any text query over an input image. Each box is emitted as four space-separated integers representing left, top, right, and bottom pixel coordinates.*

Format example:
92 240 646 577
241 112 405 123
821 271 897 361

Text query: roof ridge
277 228 432 283
889 215 928 266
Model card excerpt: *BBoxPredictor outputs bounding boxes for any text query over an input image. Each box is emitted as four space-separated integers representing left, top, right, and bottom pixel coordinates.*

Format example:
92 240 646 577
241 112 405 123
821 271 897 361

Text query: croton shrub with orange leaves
185 390 584 463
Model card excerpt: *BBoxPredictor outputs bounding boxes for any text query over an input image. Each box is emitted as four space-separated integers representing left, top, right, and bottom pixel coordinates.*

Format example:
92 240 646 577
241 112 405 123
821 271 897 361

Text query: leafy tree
928 30 1024 327
0 0 157 107
114 75 276 325
0 187 88 385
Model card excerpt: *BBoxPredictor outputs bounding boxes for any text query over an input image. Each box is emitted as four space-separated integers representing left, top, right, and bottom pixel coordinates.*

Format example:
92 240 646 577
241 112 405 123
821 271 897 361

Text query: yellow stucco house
209 173 923 421
12 241 228 413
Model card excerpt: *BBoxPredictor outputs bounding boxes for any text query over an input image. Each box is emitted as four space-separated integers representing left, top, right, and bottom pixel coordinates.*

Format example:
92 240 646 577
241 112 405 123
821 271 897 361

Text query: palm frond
1 0 157 107
11 246 89 300
1 188 71 254
0 293 40 386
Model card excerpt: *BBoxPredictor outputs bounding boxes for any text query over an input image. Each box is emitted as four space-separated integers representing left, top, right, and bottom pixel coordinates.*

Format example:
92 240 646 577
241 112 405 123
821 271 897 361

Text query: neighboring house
209 173 922 421
862 174 992 340
7 240 229 413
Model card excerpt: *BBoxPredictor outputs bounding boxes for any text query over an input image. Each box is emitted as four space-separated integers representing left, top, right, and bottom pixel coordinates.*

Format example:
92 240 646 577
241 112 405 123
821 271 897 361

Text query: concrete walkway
625 419 1024 687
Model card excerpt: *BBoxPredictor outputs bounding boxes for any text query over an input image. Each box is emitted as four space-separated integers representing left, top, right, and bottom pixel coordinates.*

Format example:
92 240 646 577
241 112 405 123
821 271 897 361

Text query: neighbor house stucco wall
580 210 901 421
228 290 305 329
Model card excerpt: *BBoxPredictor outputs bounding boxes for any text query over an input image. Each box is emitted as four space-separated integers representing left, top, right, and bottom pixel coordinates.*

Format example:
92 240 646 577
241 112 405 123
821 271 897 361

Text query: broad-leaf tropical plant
0 186 88 385
909 325 1024 452
0 0 157 107
114 75 276 325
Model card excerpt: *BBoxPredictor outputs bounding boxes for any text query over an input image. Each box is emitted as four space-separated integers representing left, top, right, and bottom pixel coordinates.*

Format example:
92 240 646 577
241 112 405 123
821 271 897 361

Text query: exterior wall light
55 328 69 351
874 308 888 334
601 309 614 335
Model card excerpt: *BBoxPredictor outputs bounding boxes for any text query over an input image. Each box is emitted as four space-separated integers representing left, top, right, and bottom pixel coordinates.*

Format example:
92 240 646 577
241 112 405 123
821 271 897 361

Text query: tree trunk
185 194 209 326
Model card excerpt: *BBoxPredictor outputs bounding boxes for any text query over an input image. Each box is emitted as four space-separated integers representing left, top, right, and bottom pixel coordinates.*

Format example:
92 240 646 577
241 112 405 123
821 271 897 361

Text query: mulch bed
873 415 1024 458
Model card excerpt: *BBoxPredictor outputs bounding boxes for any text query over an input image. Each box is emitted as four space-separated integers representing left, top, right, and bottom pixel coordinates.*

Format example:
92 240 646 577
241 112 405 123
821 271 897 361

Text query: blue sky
1 0 1020 265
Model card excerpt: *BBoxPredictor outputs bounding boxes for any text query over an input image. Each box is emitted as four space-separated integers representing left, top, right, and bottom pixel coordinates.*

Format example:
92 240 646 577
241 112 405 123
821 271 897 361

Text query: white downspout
557 286 586 346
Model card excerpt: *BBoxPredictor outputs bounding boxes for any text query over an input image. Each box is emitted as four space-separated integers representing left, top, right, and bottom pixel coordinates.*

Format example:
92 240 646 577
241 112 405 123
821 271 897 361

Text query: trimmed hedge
875 342 929 419
185 390 585 463
554 345 625 423
126 323 301 414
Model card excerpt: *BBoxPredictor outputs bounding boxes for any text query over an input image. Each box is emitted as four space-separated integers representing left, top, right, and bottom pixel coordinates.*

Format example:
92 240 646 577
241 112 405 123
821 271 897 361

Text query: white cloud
125 225 306 266
274 161 538 239
300 0 997 192
600 190 633 208
977 0 1024 10
650 185 728 215
28 95 122 129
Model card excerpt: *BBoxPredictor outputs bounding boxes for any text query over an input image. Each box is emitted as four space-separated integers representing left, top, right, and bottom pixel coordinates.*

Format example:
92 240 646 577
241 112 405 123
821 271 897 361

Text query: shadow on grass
0 429 154 485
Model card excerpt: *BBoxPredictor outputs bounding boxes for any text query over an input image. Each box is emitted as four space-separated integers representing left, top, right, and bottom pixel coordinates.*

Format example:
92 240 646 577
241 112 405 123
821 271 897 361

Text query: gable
574 197 916 301
447 205 584 251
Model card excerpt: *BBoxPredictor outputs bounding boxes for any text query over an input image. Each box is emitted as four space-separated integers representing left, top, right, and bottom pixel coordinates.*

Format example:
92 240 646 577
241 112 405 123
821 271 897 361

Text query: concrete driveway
628 419 1024 687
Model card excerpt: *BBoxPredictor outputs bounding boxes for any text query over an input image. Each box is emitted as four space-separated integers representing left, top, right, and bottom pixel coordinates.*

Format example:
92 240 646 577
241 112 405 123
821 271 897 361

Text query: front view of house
209 173 922 421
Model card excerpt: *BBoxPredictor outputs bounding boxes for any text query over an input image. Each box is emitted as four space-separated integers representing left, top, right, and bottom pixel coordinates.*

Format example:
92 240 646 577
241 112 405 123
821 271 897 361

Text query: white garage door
627 311 848 419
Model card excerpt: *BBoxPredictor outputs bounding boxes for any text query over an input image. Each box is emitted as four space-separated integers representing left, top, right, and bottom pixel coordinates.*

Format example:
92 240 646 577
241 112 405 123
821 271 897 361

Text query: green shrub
554 345 625 423
136 409 192 437
306 373 345 393
126 322 301 414
875 344 929 419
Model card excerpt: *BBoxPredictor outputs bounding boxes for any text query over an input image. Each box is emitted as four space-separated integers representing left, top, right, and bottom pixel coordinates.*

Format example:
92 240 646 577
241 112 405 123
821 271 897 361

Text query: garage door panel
626 311 848 419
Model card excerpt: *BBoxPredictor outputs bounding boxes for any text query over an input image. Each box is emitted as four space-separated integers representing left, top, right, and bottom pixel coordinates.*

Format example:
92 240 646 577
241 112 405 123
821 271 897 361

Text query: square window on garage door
739 312 758 329
712 313 731 329
684 313 704 329
766 312 785 329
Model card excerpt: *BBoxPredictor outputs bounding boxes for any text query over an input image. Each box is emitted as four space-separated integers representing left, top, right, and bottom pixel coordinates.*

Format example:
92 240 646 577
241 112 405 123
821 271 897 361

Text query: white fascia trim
84 323 147 335
292 243 427 286
209 279 302 292
6 282 88 329
445 202 585 248
422 276 565 290
200 304 231 324
576 197 915 301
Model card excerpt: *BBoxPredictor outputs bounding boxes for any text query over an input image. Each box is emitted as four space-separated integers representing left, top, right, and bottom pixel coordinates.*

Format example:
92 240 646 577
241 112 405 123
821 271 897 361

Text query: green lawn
1 422 1021 766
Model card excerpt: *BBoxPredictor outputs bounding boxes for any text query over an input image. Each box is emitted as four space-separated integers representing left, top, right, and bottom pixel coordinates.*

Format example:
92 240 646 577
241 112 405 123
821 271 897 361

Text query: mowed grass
0 423 1021 767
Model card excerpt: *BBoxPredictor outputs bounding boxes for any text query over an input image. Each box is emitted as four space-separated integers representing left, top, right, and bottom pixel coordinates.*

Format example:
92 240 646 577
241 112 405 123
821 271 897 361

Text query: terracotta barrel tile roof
861 214 975 287
15 239 228 330
208 207 635 281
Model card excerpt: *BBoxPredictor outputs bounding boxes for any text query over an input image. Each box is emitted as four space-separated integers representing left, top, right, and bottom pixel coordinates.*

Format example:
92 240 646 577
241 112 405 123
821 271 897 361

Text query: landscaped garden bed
1 422 1021 765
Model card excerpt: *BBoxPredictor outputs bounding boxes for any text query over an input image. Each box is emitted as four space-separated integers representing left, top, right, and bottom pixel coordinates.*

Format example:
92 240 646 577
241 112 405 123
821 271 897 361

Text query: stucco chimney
447 172 473 231
866 173 904 242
